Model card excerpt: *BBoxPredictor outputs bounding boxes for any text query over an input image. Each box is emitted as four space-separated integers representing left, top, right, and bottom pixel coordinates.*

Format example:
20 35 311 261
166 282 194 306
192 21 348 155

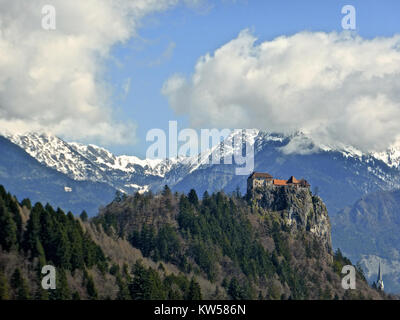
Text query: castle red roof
273 179 287 186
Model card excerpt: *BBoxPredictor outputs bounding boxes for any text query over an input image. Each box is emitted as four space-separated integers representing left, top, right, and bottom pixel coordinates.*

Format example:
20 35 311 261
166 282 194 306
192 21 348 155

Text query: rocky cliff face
250 185 332 254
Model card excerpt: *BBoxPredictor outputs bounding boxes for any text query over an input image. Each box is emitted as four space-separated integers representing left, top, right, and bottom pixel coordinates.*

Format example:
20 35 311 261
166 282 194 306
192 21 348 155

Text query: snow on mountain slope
5 131 400 197
3 130 267 193
182 129 260 173
69 142 167 176
372 147 400 168
7 133 106 182
5 133 193 193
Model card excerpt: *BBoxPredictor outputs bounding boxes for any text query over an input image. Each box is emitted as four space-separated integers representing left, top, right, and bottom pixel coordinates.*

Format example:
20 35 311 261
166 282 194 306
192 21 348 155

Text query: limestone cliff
249 185 332 254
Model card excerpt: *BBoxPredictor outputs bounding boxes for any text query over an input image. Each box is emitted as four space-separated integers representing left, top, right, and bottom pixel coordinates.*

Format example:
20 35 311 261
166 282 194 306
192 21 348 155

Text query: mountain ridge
4 131 400 216
0 136 116 216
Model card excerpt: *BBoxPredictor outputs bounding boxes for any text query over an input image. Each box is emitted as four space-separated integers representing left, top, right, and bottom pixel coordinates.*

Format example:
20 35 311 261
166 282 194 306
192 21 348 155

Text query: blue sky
105 0 400 157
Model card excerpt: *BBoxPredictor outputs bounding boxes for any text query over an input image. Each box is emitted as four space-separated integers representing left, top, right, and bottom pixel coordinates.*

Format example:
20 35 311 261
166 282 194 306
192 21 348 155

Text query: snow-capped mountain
4 130 262 194
6 133 194 194
0 135 116 216
7 133 178 179
68 142 174 177
7 133 108 182
4 130 400 213
169 131 400 214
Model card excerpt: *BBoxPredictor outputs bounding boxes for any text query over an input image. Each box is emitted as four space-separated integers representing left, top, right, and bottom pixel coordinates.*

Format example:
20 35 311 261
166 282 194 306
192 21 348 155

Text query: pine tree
10 268 30 300
23 203 43 256
228 277 242 300
188 189 199 206
21 198 32 210
162 185 172 197
116 275 131 300
80 210 88 222
0 270 10 300
51 269 71 300
35 238 47 268
67 211 74 221
55 231 72 269
109 264 119 276
0 199 17 251
86 275 98 300
6 195 23 246
70 228 84 270
187 277 202 300
158 263 165 272
0 185 6 200
129 261 147 300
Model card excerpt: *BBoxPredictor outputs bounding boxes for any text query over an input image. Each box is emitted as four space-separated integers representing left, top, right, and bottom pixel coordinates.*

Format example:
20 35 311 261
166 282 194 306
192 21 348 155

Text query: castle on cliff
247 172 310 194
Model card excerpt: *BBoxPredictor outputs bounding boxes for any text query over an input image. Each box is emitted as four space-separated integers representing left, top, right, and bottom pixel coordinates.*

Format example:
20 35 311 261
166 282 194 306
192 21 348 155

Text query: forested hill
0 185 201 300
0 184 392 300
94 185 388 299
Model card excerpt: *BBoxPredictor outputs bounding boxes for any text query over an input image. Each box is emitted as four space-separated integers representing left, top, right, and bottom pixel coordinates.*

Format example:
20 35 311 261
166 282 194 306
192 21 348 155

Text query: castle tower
377 262 384 291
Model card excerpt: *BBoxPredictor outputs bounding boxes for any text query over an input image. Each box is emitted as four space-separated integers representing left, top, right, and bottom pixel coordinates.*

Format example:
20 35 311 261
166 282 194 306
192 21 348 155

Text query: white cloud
162 30 400 153
0 0 187 145
279 134 320 156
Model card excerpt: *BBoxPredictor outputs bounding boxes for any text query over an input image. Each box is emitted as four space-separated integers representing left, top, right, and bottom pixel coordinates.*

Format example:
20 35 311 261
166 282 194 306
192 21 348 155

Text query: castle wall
247 177 310 194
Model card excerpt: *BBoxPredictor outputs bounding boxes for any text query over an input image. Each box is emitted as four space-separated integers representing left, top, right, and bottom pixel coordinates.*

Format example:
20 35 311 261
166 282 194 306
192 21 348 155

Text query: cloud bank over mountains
0 0 193 145
163 30 400 153
2 0 400 155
